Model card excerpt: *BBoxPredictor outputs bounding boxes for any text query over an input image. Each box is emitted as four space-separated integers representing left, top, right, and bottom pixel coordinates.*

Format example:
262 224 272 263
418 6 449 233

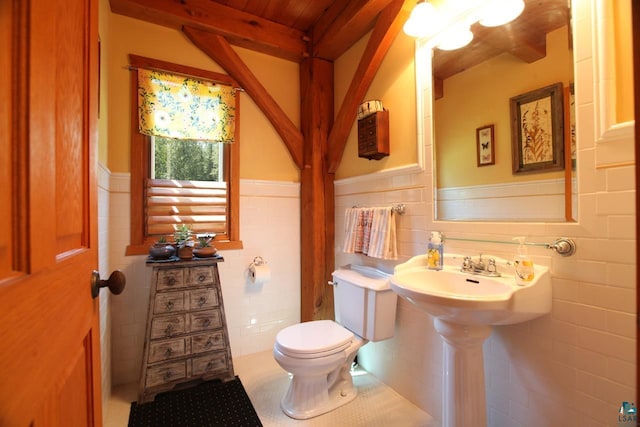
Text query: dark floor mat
128 376 262 427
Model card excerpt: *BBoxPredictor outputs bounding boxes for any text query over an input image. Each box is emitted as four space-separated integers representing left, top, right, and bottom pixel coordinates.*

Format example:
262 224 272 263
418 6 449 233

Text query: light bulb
436 25 473 50
403 1 436 38
478 0 525 27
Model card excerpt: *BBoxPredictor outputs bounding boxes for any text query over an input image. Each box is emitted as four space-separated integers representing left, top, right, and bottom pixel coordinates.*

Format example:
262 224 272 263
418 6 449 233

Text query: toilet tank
332 265 398 341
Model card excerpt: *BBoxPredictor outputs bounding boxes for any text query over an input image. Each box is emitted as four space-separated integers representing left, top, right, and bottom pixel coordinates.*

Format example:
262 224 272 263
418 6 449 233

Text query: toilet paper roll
249 264 271 285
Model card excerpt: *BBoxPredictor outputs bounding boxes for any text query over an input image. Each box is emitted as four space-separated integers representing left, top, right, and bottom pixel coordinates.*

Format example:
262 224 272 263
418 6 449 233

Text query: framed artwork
476 124 495 166
510 83 564 174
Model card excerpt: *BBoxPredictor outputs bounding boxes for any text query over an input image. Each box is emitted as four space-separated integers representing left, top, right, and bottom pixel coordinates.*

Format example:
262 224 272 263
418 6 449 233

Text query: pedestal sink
390 254 551 427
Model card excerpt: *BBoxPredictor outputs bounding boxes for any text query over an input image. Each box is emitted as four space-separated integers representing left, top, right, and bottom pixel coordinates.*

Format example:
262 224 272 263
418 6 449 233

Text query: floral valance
137 68 236 143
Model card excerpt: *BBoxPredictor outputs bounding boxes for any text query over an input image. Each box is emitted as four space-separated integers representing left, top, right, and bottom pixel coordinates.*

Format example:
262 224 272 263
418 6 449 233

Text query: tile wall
335 158 635 426
101 175 301 386
335 2 636 426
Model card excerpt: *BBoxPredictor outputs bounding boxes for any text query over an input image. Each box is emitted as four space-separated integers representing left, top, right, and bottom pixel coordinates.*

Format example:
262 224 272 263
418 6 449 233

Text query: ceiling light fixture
435 25 474 51
403 0 525 50
477 0 525 27
402 1 437 38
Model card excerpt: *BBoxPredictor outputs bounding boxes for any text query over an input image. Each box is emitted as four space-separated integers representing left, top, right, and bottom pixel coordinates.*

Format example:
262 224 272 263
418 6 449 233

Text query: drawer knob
163 370 173 381
202 319 211 327
197 296 206 306
165 347 173 357
167 277 176 286
198 275 206 282
165 324 175 336
166 301 174 310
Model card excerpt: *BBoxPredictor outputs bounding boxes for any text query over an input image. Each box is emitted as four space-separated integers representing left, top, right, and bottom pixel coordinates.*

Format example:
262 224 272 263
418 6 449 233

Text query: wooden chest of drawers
357 110 389 160
138 258 234 403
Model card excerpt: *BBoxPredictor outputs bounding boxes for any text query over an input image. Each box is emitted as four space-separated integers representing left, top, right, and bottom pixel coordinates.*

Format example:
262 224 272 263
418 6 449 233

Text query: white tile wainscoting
98 169 302 388
436 178 578 221
334 154 635 426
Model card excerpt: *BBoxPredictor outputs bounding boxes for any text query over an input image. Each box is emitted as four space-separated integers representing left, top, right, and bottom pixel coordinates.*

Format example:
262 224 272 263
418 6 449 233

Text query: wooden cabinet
357 110 389 160
139 259 234 403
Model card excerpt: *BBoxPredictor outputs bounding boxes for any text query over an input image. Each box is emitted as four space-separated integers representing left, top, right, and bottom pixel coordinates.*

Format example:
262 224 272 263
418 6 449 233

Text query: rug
128 376 263 427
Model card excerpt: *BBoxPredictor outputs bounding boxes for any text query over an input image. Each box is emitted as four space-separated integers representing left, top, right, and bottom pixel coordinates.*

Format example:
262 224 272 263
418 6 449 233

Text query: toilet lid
276 320 353 357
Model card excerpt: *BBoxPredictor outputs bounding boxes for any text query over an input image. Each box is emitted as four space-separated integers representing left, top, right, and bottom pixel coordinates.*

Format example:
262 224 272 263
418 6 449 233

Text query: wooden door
0 0 102 425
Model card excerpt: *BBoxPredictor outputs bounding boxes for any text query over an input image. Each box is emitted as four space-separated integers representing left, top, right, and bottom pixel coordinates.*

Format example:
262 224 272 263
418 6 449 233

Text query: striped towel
366 207 397 260
343 207 397 260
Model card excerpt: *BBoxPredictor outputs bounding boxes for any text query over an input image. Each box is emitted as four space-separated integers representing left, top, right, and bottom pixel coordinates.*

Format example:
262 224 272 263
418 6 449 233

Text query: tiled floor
105 350 434 426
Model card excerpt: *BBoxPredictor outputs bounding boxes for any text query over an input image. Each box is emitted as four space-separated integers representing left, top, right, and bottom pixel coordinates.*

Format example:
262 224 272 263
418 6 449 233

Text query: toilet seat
275 320 354 359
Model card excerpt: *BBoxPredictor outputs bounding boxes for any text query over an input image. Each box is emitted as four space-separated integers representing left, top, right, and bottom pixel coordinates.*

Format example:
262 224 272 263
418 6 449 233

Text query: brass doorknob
91 270 126 299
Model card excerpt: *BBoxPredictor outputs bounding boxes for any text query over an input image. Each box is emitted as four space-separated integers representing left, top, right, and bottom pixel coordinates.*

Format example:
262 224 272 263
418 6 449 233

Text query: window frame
126 55 242 255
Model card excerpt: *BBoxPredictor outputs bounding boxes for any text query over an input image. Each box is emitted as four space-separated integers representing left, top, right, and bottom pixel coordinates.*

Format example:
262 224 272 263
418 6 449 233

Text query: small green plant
173 224 193 248
198 234 218 248
156 235 167 244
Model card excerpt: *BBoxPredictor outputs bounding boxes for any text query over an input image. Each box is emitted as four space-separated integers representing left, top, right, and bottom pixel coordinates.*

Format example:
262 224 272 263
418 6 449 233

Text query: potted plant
148 235 176 260
173 224 195 260
193 234 217 258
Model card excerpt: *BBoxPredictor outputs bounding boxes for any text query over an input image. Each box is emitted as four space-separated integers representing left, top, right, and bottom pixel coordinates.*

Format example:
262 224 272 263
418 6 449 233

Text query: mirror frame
413 0 634 227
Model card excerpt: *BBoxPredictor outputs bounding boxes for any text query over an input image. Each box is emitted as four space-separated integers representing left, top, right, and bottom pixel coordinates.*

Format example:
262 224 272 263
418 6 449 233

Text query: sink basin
390 253 551 325
391 253 552 427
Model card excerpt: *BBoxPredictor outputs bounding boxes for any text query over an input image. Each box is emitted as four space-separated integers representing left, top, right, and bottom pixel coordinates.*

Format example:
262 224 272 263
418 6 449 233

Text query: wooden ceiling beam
183 27 305 169
110 0 310 62
312 0 394 61
326 0 410 173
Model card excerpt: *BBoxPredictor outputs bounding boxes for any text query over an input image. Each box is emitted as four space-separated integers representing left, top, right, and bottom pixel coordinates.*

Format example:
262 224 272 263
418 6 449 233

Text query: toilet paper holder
250 256 266 267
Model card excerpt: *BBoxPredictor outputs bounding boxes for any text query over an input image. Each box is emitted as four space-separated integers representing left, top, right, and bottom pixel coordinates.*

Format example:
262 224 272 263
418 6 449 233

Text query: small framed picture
476 124 495 166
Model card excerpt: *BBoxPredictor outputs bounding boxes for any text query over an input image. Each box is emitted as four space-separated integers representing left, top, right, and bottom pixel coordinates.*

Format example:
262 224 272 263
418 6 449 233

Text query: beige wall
334 31 418 179
106 14 300 181
435 26 574 189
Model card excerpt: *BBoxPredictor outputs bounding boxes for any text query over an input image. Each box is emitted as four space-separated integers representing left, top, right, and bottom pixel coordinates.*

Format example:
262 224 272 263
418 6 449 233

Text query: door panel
0 0 11 278
0 0 101 425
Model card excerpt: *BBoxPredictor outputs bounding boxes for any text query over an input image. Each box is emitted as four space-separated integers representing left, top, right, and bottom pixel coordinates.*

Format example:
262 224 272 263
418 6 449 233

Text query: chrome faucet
461 254 501 277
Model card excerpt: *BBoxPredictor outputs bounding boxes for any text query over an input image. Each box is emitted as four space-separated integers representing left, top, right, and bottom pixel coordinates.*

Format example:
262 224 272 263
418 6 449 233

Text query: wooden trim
327 0 409 173
129 68 148 247
110 0 309 62
300 57 334 322
184 27 305 170
227 93 241 245
5 0 30 274
312 0 395 60
129 54 239 88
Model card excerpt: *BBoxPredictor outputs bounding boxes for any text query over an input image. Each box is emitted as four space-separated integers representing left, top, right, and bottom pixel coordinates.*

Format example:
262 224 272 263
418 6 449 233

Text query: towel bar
351 203 406 215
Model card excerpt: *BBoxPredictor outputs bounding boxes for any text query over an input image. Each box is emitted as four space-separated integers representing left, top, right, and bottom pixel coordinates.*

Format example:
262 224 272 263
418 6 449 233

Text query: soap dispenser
427 231 444 270
513 236 534 286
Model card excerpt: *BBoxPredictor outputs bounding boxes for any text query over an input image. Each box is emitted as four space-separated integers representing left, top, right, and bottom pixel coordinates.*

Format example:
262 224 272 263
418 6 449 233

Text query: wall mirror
428 0 576 222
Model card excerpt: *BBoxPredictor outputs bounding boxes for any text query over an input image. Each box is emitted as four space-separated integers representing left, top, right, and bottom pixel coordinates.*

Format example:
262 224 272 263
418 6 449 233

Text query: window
126 55 242 255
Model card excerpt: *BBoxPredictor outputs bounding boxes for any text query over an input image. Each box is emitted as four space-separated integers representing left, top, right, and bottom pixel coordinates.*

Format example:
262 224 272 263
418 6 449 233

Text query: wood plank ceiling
111 0 569 75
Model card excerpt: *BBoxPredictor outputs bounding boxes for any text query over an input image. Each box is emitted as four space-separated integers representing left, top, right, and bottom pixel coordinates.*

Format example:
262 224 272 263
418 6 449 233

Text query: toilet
273 265 398 420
